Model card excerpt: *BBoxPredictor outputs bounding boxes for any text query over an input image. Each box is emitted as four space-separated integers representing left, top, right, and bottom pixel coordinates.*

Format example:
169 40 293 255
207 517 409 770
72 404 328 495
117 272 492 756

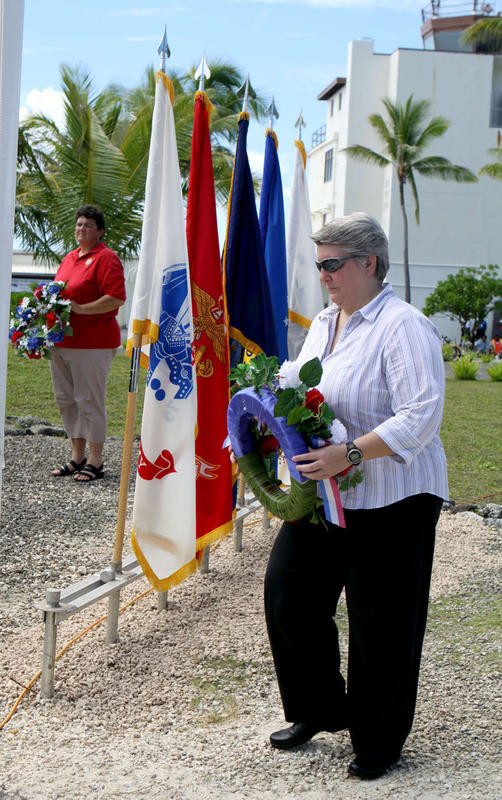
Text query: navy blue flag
223 112 278 367
259 129 288 362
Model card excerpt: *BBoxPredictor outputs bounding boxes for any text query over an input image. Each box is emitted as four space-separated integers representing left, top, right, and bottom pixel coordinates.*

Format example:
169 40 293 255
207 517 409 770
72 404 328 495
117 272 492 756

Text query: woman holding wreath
50 205 126 482
263 212 448 779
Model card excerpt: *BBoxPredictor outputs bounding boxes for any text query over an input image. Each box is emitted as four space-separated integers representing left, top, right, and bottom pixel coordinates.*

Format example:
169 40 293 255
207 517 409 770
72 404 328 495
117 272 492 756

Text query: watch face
347 448 362 465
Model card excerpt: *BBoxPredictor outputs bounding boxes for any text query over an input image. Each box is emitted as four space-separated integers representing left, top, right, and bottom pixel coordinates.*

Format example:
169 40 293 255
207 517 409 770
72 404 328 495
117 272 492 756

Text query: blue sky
20 0 429 210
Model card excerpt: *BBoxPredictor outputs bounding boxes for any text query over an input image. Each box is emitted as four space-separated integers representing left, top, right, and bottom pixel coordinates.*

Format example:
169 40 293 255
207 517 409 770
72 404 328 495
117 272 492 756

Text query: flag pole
109 28 171 578
294 109 306 142
265 96 279 131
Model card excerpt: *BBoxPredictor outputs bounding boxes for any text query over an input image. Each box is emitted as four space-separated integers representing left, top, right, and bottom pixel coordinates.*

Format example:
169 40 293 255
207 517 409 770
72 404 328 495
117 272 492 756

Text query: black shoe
348 756 399 780
270 721 346 750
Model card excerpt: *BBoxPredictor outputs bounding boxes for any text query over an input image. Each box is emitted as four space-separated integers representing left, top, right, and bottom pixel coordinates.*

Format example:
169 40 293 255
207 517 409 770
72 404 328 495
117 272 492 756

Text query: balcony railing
422 1 496 22
311 125 326 149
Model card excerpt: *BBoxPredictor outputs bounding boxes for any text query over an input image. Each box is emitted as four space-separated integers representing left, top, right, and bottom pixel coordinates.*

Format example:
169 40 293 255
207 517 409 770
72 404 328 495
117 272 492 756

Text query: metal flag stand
33 34 264 700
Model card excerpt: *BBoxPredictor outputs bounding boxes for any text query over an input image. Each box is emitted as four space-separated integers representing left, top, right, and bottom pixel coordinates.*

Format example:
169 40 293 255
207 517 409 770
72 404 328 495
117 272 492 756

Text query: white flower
329 418 347 444
277 360 302 389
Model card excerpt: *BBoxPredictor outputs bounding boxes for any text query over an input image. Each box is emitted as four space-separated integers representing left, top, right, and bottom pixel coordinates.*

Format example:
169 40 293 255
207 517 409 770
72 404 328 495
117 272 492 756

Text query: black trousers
264 492 442 762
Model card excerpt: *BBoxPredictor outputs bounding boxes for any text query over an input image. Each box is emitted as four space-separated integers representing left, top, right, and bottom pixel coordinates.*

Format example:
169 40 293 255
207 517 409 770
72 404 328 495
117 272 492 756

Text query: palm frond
342 145 390 169
413 156 478 183
479 162 502 180
462 17 502 44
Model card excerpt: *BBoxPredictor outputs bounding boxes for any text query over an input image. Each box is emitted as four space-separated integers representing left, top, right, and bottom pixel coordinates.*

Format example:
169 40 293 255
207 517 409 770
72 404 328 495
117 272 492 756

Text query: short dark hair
75 205 105 232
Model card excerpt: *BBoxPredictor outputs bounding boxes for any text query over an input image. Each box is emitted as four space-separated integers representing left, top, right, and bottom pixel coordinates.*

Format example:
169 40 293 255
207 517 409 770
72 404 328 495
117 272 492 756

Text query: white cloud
19 88 65 129
248 149 265 175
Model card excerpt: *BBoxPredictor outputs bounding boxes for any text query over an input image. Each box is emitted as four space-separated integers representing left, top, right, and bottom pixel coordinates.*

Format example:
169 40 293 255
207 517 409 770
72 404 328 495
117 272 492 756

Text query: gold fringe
228 325 264 357
131 528 197 592
238 111 250 122
156 71 175 105
295 139 307 168
266 128 278 149
196 519 234 556
195 90 213 122
288 309 312 329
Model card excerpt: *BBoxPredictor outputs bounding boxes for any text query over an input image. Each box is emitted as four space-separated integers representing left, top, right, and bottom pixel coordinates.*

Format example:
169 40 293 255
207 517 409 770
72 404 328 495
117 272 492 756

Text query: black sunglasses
315 254 367 273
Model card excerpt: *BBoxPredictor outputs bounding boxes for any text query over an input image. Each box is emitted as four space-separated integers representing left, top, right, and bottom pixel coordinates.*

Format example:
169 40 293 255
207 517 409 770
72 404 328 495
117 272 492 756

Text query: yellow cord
0 586 153 731
0 514 265 732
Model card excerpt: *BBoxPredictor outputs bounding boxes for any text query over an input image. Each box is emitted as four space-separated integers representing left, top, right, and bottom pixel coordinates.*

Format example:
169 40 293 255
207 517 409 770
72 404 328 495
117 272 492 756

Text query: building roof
317 77 346 101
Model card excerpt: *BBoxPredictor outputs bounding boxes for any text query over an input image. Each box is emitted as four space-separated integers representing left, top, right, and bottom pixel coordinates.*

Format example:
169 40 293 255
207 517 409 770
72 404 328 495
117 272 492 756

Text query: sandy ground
0 435 501 800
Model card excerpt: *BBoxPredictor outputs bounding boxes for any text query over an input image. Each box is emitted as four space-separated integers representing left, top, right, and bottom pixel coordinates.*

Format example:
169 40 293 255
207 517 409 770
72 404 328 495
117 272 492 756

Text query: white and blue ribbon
311 436 346 528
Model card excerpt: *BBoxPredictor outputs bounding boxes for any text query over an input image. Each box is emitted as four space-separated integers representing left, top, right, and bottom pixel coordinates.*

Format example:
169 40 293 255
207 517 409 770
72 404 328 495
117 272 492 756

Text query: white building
307 2 502 340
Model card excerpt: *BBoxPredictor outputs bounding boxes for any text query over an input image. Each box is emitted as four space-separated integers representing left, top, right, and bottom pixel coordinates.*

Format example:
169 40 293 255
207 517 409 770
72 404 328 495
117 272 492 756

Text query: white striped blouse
297 284 449 509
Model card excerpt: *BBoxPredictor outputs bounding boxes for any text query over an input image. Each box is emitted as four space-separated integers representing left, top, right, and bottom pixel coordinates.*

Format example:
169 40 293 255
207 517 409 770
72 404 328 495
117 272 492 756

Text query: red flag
187 91 233 556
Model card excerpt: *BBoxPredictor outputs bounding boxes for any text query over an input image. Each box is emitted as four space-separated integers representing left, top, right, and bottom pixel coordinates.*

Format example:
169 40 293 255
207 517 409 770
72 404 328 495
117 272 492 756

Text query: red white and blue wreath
227 354 363 525
9 281 72 359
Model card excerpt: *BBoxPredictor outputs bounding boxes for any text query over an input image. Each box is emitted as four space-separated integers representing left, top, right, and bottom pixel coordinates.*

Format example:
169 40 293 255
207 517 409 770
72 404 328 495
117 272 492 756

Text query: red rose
33 286 44 299
46 312 57 329
304 388 324 414
260 434 279 455
11 331 23 344
27 351 42 360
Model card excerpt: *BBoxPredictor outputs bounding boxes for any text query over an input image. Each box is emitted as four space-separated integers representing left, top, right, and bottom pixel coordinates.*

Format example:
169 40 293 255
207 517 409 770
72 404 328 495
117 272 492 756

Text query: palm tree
343 96 477 303
462 16 502 48
16 61 267 264
16 64 144 264
479 146 502 180
116 61 266 204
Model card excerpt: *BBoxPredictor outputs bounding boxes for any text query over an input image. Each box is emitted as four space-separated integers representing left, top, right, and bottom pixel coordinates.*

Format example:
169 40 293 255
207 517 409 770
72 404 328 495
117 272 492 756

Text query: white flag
287 140 324 360
127 72 196 591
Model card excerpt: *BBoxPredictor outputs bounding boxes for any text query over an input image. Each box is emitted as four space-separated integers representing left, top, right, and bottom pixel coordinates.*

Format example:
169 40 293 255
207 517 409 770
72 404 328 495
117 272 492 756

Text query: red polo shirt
55 242 126 349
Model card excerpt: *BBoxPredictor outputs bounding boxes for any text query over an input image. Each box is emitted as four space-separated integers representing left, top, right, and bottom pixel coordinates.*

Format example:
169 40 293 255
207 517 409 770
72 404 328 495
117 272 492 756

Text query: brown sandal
52 458 87 477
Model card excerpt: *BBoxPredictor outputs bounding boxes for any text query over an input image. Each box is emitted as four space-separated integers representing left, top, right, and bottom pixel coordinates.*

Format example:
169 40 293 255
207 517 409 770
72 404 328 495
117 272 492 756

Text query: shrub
442 343 455 361
487 362 502 382
9 292 26 315
450 356 479 380
480 352 494 363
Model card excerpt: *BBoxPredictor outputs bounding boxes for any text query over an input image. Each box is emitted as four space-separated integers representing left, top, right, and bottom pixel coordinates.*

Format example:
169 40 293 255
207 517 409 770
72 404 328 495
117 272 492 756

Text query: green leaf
273 388 297 417
287 405 313 425
298 357 322 388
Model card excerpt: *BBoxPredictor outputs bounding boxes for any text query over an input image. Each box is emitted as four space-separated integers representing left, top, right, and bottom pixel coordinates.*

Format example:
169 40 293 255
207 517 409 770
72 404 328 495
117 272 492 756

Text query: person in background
475 334 488 354
264 213 448 780
50 205 126 482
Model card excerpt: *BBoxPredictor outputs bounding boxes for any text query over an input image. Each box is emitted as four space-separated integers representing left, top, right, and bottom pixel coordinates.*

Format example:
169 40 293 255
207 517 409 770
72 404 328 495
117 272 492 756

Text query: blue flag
223 113 278 367
259 129 288 362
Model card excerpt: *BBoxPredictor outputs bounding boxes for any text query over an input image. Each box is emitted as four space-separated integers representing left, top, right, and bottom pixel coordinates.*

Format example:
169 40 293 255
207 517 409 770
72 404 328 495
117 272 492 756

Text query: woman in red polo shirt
50 205 126 482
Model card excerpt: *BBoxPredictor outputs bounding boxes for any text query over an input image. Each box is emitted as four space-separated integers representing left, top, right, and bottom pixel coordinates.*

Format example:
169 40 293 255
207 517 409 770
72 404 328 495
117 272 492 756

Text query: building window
324 148 333 182
490 61 502 126
330 98 334 116
338 92 342 111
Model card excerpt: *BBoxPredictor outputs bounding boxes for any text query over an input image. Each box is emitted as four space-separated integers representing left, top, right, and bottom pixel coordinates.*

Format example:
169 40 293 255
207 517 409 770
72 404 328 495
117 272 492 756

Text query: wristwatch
345 441 363 466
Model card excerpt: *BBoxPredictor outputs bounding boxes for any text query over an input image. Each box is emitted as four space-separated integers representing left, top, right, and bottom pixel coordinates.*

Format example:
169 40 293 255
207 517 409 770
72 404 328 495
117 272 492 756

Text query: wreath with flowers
9 281 72 360
227 354 363 522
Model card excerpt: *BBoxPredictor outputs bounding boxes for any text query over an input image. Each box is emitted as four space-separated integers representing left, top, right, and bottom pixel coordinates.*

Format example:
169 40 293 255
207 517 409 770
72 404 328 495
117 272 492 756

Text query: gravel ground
0 433 501 800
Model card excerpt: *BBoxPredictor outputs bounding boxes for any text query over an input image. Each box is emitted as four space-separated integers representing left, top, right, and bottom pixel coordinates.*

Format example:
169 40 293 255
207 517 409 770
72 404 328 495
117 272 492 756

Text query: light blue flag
259 129 288 363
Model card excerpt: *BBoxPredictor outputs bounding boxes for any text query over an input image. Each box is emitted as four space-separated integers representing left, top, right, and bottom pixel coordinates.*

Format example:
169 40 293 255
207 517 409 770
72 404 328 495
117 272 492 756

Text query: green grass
441 378 501 503
5 346 146 437
5 349 501 503
427 592 501 673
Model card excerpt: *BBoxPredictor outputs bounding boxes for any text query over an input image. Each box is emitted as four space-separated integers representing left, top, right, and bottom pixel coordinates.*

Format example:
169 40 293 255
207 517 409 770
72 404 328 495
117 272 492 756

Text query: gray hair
312 212 389 281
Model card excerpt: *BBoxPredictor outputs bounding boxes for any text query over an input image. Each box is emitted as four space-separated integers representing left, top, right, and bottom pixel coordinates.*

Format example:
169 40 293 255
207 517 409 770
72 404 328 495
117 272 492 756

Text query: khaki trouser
49 348 116 442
